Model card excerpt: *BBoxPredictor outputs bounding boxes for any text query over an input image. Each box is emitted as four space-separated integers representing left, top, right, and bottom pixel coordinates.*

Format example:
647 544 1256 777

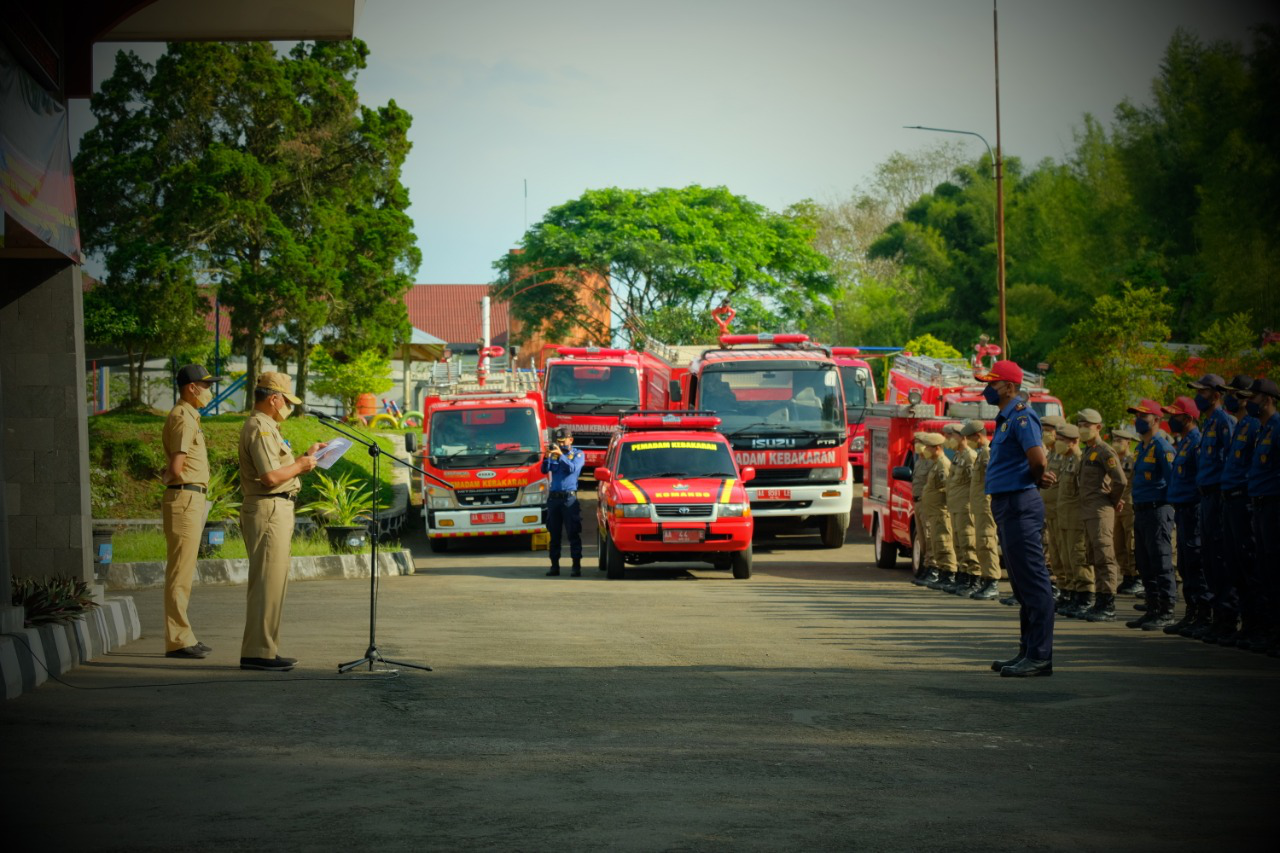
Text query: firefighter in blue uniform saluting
1189 374 1238 643
1125 399 1176 630
976 360 1058 677
542 426 586 576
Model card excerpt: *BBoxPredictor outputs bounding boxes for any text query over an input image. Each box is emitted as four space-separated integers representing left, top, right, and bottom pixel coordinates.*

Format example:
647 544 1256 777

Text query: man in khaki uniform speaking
238 372 326 672
1075 408 1128 623
162 364 223 659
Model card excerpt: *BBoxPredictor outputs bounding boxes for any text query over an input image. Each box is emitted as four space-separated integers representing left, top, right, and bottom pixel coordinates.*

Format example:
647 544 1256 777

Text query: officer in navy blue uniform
1189 373 1239 643
1161 396 1208 637
1238 377 1280 655
977 360 1057 677
1125 399 1176 630
1214 375 1264 649
542 426 586 576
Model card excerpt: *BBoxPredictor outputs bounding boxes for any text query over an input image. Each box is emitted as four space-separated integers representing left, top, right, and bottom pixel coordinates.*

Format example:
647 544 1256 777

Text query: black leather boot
991 646 1026 671
1142 605 1177 631
913 566 939 586
970 578 1000 600
570 560 582 577
1085 593 1117 622
1126 599 1157 629
927 570 955 590
1165 602 1197 635
545 563 561 576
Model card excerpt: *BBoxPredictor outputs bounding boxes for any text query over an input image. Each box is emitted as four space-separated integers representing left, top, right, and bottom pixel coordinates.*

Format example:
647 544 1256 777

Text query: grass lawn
111 527 395 562
90 410 398 520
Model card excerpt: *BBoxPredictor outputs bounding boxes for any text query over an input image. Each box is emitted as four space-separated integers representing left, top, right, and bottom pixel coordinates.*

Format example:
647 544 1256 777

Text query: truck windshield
429 407 541 468
701 365 845 434
840 365 874 410
617 438 738 480
544 364 640 413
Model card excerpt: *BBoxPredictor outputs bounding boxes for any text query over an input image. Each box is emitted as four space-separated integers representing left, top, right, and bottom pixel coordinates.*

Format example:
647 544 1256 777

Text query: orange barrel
357 393 377 418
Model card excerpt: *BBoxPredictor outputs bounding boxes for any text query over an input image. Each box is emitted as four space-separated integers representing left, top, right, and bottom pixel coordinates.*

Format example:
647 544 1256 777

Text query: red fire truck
831 347 878 482
886 349 1064 423
413 391 549 551
594 412 755 579
860 400 967 571
541 346 673 470
658 307 854 548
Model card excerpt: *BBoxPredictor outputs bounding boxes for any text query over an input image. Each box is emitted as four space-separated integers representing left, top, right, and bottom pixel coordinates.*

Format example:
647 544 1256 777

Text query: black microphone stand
310 411 442 673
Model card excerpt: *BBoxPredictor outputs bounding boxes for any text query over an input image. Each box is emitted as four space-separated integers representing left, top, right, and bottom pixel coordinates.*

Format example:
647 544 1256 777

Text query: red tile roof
404 284 510 346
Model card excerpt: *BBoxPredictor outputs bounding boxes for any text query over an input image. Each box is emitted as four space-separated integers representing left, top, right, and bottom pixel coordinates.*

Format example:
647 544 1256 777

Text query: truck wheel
428 536 447 553
873 517 897 569
606 538 625 580
819 512 850 548
907 523 923 573
731 545 753 579
598 531 612 573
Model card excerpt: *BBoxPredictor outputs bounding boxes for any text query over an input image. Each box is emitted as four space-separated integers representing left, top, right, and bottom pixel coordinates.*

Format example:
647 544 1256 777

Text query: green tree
902 333 962 360
1046 283 1173 426
491 185 835 347
310 347 394 419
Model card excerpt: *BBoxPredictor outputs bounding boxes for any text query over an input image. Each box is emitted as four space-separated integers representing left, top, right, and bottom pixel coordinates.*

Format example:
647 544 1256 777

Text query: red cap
1126 398 1163 416
1161 396 1199 419
974 359 1023 385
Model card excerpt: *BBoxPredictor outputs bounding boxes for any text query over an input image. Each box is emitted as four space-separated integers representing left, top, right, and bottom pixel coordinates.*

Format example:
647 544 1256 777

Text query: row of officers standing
909 372 1280 656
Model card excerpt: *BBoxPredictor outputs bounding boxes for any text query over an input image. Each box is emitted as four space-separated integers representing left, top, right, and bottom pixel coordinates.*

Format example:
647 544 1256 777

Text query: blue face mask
1246 400 1262 419
1224 395 1241 414
1134 418 1151 435
982 384 1001 406
1194 393 1211 413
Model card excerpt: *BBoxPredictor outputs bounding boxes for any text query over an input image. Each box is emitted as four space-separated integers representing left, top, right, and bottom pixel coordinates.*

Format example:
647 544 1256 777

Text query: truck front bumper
427 506 547 538
747 472 854 518
609 518 753 554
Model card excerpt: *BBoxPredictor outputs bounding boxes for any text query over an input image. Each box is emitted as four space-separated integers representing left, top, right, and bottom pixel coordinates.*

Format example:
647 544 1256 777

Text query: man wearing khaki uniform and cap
1076 408 1128 623
943 422 979 596
964 419 1002 600
910 434 938 585
162 364 223 659
1054 424 1092 617
1040 415 1066 590
238 372 327 672
919 433 958 590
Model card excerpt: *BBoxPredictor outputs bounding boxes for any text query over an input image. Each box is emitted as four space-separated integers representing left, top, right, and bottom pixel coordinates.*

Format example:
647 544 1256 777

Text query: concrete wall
0 264 92 582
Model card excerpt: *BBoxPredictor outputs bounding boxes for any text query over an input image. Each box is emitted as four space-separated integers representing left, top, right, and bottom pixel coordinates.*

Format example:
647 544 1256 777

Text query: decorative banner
0 44 81 262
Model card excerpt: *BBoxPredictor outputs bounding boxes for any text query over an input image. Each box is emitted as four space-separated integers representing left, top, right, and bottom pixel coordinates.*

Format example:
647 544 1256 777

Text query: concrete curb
104 548 416 590
1 597 141 700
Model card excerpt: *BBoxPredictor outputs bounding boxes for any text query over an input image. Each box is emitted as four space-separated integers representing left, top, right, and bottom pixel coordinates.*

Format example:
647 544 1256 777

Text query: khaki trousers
163 490 206 651
924 499 956 572
973 496 1000 579
1115 507 1136 577
1084 507 1120 595
1053 518 1090 591
950 507 978 573
240 496 295 660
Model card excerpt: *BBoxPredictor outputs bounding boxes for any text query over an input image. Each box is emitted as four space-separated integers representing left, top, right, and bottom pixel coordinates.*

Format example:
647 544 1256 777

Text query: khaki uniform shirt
1042 449 1064 519
1118 453 1135 522
970 444 995 514
239 411 299 498
912 453 934 501
922 453 950 512
1058 448 1083 529
946 445 976 514
162 401 210 486
1078 439 1126 512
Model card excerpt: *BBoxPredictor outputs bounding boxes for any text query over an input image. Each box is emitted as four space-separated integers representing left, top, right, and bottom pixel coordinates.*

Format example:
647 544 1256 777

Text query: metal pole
993 0 1008 357
214 296 221 414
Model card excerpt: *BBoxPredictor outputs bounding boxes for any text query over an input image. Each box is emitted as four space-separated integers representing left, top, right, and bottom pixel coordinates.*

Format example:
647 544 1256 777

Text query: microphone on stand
298 405 340 422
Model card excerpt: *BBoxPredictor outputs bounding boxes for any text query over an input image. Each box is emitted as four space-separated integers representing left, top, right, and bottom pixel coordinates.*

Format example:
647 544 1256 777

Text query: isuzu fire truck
657 307 854 548
860 400 970 572
831 347 878 482
594 412 755 579
541 346 673 470
412 391 549 552
886 348 1064 422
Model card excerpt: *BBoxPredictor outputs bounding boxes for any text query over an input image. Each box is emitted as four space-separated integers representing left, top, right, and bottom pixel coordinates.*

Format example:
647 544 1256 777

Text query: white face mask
194 387 213 407
1054 440 1068 454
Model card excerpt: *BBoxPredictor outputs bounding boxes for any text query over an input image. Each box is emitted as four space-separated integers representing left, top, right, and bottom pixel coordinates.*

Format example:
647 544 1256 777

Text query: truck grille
750 469 813 487
654 504 714 518
457 488 519 506
569 432 612 448
750 500 813 510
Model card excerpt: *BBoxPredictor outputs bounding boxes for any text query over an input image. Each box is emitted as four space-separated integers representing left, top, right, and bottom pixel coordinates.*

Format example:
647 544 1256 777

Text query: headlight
614 504 650 519
851 436 865 451
809 467 843 480
521 479 548 505
718 502 750 518
427 486 455 509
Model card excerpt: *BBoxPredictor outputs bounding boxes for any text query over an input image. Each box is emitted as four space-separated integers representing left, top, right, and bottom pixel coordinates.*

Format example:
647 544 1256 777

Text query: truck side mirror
594 467 612 482
404 432 417 452
739 466 756 483
669 380 682 403
891 465 912 482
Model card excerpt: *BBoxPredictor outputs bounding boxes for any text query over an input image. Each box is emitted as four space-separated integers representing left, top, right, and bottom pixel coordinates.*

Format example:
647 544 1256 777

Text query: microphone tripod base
338 644 433 674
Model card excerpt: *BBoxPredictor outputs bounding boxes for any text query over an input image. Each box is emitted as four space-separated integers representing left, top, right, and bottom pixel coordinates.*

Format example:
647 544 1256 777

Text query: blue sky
71 0 1275 284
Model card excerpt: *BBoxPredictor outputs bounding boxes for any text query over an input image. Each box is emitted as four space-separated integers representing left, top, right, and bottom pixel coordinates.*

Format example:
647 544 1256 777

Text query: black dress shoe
991 650 1026 671
1000 658 1053 677
165 645 209 659
195 641 213 653
999 595 1018 606
545 567 561 576
240 656 295 672
570 568 582 577
1142 611 1177 631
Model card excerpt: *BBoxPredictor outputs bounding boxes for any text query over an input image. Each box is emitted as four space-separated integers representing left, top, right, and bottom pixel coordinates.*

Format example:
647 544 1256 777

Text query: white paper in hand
312 437 352 469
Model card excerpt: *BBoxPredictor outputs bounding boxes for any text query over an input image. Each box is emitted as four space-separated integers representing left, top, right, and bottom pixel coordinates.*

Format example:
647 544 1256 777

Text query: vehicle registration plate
756 489 792 500
470 512 505 525
662 528 704 544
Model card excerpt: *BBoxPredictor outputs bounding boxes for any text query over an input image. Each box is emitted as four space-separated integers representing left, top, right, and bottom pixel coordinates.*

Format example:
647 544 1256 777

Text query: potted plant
200 465 242 557
300 470 378 553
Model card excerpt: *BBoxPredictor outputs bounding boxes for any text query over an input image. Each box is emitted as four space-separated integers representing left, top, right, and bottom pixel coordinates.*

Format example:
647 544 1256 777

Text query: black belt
1223 487 1249 500
1134 501 1167 511
257 493 297 503
167 484 206 494
549 490 577 497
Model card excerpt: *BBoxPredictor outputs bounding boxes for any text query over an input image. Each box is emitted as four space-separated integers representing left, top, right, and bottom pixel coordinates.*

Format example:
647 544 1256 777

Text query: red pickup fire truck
541 346 673 470
415 391 549 551
657 307 853 548
831 347 878 482
594 412 755 579
886 350 1064 422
